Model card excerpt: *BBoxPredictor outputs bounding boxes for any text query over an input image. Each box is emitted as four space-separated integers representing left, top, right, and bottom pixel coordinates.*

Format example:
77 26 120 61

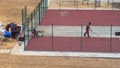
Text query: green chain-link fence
21 0 48 49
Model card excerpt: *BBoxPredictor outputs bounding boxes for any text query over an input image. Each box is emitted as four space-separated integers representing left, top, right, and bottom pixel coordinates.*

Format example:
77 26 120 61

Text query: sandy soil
0 0 40 26
0 0 40 49
0 54 120 68
0 39 17 49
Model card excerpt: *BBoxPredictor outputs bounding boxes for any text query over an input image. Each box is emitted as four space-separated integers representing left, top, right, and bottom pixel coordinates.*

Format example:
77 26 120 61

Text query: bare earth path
0 54 120 68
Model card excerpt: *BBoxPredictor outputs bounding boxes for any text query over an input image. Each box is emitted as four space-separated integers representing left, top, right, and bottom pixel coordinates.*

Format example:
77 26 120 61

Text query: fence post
31 12 33 30
112 0 114 10
108 0 109 6
87 0 89 5
38 3 40 25
21 9 24 32
24 17 29 50
45 0 48 11
27 17 30 45
39 3 42 24
82 0 84 5
59 0 61 10
24 25 26 50
37 6 39 26
110 24 112 52
77 0 79 10
21 6 27 50
52 24 54 51
21 6 27 33
94 0 96 10
81 24 83 52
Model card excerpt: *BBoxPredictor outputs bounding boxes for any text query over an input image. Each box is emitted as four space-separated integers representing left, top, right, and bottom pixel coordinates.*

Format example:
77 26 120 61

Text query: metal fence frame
21 0 120 51
41 24 120 52
21 0 48 50
57 0 120 10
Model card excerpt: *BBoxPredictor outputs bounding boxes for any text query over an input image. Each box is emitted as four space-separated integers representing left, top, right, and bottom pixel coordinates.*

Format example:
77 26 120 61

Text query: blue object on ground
4 31 11 38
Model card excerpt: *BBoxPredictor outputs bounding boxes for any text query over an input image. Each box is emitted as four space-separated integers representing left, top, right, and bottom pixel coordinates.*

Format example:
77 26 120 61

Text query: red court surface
26 37 120 53
41 10 120 26
26 10 120 52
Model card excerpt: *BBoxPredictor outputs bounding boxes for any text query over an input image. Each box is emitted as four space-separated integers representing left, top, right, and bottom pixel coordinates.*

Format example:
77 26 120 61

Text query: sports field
0 0 120 68
26 10 120 52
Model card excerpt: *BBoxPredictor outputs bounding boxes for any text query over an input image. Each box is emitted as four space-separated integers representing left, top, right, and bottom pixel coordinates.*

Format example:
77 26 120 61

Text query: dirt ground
0 0 40 25
0 39 17 49
0 0 40 49
0 0 120 68
0 54 120 68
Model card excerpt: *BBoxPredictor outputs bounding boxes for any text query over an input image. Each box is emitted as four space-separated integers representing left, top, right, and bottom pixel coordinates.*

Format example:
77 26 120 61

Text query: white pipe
48 0 51 6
